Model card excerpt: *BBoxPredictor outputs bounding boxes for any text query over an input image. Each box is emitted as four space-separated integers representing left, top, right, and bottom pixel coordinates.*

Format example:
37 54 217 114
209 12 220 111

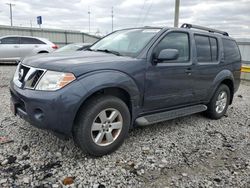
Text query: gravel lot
0 65 250 188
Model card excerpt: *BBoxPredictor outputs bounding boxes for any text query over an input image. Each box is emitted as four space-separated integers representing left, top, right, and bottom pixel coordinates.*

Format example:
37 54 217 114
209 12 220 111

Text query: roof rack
181 23 229 36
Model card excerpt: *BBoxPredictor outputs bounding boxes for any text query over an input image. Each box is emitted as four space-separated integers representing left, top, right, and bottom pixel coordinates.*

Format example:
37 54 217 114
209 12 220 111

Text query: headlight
36 71 76 91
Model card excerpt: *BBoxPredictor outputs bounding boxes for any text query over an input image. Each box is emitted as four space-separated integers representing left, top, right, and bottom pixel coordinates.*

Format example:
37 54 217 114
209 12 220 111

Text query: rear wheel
205 84 230 119
73 95 130 156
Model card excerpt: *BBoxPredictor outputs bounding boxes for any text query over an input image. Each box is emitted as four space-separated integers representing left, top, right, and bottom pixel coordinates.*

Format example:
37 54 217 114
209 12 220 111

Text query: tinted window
195 35 218 62
154 32 189 62
222 39 241 63
20 37 45 44
0 37 19 44
210 37 218 61
195 35 211 62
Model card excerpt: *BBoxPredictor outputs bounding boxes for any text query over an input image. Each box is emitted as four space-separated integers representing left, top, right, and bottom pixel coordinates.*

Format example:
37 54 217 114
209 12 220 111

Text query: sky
0 0 249 37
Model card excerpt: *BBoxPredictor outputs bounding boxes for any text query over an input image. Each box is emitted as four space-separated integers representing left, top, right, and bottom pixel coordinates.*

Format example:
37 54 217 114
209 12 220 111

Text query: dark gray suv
10 24 241 156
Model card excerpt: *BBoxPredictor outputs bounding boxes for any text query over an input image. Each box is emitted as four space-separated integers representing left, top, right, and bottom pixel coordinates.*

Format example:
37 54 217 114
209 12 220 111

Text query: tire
73 95 131 157
205 84 230 119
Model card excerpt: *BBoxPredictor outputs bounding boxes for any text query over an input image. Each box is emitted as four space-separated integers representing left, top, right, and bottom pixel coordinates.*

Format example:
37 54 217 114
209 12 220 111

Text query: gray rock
1 159 8 166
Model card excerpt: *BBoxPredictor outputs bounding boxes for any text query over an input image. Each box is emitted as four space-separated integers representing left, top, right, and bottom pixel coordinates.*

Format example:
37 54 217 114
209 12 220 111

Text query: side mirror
157 49 179 62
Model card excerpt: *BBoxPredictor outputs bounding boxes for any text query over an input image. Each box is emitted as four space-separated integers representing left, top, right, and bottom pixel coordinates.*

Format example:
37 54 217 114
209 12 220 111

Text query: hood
22 51 135 77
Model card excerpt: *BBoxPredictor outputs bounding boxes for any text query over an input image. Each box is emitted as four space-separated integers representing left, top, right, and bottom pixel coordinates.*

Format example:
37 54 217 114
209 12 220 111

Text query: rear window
194 35 218 62
222 39 241 63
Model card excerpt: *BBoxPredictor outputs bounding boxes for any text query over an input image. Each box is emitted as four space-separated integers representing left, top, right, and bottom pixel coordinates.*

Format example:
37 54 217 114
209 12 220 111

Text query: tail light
52 44 58 49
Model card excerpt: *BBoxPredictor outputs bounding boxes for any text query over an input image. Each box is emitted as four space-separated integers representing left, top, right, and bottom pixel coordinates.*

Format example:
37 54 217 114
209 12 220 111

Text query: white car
0 35 58 62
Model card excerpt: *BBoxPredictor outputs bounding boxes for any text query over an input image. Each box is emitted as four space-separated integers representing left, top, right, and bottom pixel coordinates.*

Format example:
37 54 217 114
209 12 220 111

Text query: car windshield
55 43 83 52
90 28 161 57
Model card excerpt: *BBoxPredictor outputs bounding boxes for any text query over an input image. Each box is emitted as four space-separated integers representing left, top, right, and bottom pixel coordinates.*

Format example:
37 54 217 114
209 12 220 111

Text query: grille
19 64 30 83
31 70 44 88
14 64 45 89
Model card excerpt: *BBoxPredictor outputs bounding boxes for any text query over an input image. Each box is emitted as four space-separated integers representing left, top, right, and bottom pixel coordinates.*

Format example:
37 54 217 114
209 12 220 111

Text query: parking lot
0 65 250 187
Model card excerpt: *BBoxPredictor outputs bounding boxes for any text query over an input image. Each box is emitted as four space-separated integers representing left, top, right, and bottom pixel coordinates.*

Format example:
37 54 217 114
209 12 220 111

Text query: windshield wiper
95 49 121 56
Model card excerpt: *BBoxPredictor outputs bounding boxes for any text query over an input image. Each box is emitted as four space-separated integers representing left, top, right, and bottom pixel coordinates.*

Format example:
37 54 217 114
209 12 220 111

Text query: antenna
111 7 114 32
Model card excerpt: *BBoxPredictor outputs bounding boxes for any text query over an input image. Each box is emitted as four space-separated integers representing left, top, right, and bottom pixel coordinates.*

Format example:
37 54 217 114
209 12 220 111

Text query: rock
7 156 16 164
62 177 75 185
23 177 30 184
55 152 62 158
142 146 150 152
0 179 8 184
22 151 29 157
52 184 59 188
213 177 221 183
161 158 168 164
158 164 165 168
121 168 127 174
22 145 29 151
98 184 105 188
237 95 243 98
182 173 188 177
1 159 8 166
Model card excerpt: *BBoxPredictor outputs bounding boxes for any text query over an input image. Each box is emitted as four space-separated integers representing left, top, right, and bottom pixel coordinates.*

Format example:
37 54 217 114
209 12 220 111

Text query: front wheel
205 84 230 119
73 95 130 156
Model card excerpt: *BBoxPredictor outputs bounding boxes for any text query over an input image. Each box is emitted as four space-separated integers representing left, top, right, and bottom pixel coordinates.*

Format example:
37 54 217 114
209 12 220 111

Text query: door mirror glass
157 49 179 61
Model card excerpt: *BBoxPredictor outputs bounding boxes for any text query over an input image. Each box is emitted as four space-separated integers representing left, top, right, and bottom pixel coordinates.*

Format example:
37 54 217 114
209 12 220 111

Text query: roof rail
181 23 229 36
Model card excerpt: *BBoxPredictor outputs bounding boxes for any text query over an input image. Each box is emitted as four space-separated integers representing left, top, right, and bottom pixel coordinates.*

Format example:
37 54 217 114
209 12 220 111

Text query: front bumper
10 80 86 136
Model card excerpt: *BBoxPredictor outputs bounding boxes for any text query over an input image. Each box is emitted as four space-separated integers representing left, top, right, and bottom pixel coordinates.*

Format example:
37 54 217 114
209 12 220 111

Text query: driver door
143 31 196 111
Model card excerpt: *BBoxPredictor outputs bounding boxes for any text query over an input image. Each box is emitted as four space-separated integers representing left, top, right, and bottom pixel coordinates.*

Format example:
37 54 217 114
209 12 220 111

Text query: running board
136 105 207 126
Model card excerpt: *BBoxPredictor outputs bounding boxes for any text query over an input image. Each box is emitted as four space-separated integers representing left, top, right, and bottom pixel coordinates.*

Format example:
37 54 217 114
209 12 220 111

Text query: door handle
14 45 19 48
185 68 192 75
34 45 38 47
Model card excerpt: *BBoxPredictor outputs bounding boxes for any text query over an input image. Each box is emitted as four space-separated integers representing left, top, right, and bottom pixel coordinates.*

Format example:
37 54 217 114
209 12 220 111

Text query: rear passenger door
192 34 221 101
19 37 45 58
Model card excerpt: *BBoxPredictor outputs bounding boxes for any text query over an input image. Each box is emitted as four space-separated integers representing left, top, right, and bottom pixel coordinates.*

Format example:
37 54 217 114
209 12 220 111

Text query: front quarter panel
75 70 142 121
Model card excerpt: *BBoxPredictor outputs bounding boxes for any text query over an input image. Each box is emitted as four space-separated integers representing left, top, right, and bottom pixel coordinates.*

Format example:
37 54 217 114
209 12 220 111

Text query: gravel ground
0 65 250 188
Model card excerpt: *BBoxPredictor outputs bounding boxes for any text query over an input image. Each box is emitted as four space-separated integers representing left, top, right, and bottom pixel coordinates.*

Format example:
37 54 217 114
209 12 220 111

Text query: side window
20 37 45 44
195 35 218 63
154 32 189 62
210 37 218 61
194 35 211 62
0 37 19 44
222 39 241 63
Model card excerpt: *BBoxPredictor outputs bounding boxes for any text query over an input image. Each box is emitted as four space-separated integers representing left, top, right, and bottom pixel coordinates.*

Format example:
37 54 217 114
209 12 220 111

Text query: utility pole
88 7 91 33
6 3 15 26
111 7 114 32
174 0 180 27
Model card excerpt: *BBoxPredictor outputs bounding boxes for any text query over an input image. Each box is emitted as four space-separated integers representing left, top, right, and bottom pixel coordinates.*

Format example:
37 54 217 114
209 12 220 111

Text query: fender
74 70 142 121
208 69 234 101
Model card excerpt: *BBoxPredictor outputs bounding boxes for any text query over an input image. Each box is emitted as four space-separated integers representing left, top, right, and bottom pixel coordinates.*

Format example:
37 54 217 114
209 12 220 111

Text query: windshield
90 28 161 57
55 43 83 52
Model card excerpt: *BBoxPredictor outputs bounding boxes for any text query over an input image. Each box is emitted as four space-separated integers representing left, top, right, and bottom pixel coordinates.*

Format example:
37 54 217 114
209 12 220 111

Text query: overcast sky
0 0 249 37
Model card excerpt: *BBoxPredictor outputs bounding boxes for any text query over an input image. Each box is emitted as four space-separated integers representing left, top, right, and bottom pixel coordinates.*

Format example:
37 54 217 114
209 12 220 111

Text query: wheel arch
210 70 235 105
72 71 142 131
38 50 49 53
